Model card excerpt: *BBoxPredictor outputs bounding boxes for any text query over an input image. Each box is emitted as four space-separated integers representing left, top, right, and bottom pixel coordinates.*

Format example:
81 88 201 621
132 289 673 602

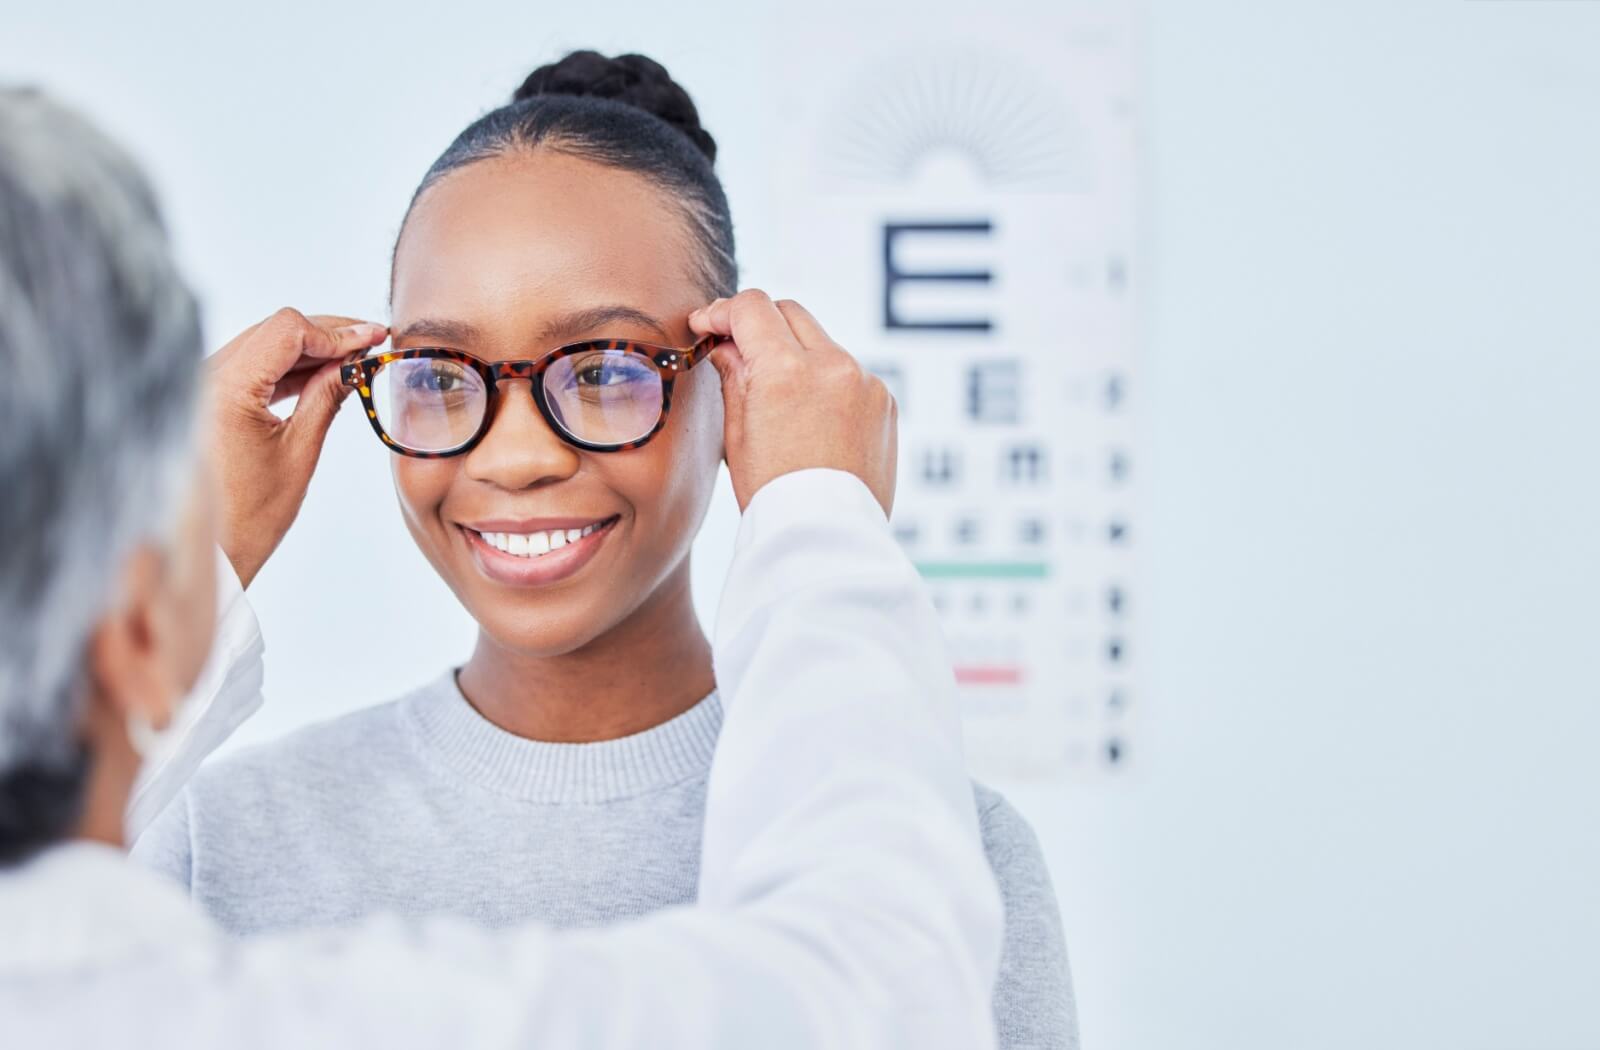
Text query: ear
83 544 174 733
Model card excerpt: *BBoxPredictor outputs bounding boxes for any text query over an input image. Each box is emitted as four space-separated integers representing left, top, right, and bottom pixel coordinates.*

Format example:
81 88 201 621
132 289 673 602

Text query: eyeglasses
340 335 718 457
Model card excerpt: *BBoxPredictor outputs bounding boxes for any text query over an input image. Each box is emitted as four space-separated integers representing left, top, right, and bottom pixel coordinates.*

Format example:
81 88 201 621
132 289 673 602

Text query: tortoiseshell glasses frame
340 334 719 457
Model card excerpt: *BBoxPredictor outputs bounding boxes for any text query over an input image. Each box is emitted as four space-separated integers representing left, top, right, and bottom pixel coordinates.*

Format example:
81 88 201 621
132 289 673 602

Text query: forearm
697 467 1003 1047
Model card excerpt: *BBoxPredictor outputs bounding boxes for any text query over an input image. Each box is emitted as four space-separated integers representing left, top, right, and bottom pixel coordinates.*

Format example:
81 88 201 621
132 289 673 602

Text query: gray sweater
134 672 1079 1049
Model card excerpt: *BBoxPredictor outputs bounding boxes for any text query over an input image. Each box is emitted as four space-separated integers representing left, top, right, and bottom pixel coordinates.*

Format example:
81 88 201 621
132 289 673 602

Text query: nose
461 380 581 490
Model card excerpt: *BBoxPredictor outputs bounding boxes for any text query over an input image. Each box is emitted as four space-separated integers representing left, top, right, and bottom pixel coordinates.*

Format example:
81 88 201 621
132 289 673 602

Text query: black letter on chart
883 221 993 331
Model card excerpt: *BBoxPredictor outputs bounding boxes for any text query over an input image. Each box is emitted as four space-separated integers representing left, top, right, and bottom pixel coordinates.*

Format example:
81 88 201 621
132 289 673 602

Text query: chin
474 599 618 659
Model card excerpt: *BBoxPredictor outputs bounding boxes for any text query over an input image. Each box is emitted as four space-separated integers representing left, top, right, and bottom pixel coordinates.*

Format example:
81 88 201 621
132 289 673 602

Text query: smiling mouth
465 516 620 559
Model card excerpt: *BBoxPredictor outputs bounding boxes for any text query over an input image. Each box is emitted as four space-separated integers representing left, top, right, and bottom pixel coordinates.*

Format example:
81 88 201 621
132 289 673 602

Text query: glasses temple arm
680 333 720 370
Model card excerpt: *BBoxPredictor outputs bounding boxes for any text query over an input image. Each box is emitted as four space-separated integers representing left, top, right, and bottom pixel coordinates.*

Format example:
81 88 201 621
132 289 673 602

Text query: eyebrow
394 305 673 347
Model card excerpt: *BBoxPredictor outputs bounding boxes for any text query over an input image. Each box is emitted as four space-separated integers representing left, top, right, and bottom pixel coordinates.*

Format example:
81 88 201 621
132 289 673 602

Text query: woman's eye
405 364 468 393
576 361 638 386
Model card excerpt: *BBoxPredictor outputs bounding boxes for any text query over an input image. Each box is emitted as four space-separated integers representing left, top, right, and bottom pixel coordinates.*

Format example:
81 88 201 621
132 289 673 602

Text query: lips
458 514 621 587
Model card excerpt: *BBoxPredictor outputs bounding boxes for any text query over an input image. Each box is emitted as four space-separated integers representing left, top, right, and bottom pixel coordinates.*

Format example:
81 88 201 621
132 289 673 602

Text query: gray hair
0 88 204 859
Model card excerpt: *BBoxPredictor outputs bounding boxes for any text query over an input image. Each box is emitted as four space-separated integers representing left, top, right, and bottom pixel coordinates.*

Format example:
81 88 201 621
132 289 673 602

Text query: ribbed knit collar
401 670 723 804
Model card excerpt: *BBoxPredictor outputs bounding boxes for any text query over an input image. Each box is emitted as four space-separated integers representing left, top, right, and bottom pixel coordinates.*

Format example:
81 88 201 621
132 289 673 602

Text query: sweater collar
402 670 723 804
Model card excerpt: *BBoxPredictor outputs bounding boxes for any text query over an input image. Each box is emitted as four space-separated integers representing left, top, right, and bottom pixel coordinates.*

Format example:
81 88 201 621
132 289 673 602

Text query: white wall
1033 3 1600 1046
5 2 1597 1047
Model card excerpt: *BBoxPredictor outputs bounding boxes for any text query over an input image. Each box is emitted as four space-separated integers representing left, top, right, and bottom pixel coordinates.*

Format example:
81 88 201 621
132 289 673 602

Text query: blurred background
5 1 1598 1046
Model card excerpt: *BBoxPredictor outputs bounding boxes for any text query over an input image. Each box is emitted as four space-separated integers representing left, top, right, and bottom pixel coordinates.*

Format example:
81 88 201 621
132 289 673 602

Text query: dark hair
0 749 90 867
398 50 736 300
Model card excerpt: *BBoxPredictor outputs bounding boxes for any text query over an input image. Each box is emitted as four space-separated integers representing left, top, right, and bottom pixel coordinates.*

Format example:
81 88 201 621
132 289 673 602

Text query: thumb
708 342 746 469
707 340 746 396
285 361 352 460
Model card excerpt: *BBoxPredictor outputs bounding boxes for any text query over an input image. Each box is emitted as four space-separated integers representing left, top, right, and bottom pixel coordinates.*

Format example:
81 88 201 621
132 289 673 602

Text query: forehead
392 151 698 345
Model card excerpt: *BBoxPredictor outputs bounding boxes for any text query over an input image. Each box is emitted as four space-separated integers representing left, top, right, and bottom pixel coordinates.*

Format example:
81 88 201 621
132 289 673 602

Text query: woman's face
389 150 723 657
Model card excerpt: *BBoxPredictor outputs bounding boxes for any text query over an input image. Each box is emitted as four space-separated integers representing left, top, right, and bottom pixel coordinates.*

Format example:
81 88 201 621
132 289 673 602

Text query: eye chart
767 6 1139 778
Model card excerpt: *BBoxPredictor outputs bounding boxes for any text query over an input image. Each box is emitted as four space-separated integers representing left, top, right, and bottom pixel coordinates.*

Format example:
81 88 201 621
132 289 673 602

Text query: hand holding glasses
341 291 897 516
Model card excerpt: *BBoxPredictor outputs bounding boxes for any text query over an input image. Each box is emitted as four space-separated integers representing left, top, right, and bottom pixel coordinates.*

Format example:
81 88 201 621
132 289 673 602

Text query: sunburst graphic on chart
818 48 1090 192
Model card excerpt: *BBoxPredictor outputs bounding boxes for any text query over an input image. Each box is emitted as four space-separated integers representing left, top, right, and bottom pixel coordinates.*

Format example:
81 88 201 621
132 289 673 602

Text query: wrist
219 534 267 591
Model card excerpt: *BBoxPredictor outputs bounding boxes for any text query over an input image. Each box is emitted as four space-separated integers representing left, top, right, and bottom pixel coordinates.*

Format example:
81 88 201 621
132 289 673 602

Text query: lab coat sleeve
124 548 264 843
208 467 1002 1050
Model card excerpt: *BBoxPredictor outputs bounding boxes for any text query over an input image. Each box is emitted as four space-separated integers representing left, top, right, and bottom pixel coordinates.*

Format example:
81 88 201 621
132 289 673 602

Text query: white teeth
474 520 609 559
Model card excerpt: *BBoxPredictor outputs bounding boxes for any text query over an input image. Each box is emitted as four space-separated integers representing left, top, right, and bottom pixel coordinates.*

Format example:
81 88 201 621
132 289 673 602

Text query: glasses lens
542 349 664 446
371 356 488 453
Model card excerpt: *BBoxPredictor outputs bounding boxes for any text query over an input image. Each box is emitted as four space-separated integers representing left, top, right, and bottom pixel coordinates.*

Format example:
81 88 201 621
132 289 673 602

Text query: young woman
0 85 998 1048
134 50 1077 1049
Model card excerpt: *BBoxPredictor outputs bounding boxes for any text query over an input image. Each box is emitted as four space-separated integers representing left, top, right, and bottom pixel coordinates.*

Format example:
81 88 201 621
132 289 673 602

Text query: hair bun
513 50 717 164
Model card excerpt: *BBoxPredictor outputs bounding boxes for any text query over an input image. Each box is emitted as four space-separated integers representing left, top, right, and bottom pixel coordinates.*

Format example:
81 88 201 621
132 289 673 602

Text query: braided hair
400 50 736 299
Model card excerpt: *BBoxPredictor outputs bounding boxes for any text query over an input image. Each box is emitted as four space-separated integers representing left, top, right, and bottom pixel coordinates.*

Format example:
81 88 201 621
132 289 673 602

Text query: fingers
284 361 353 452
270 364 321 406
240 308 386 381
688 289 807 361
210 308 386 415
305 314 366 331
249 309 327 379
706 340 747 385
687 298 728 336
772 299 845 356
278 320 385 403
315 318 390 358
307 315 389 357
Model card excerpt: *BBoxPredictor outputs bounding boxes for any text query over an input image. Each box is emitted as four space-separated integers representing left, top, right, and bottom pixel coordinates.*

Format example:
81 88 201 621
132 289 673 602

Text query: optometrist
0 91 1001 1048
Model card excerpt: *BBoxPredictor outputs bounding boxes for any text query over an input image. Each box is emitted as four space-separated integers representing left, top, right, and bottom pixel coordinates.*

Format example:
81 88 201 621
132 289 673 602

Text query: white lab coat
0 468 1003 1049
